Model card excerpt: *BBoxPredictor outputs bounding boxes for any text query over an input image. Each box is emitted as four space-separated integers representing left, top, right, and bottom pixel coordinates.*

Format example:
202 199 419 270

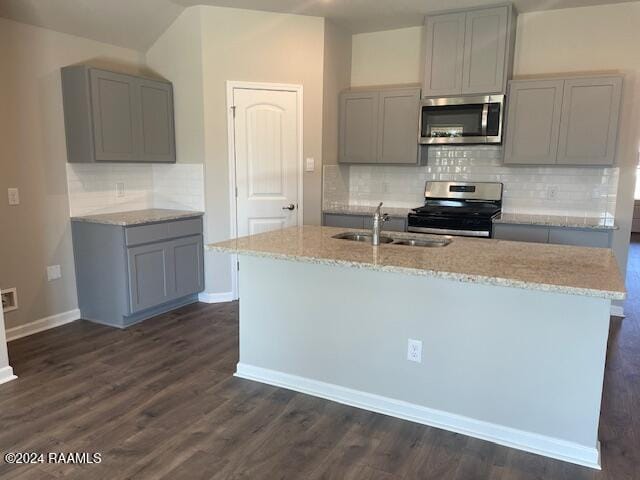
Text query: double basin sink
332 232 451 248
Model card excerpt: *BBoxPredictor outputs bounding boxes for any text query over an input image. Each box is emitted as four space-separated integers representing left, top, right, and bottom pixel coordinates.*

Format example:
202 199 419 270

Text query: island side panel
236 254 611 467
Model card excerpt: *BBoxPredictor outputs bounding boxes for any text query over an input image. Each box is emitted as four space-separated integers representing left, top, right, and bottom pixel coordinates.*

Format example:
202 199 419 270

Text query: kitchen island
209 226 625 469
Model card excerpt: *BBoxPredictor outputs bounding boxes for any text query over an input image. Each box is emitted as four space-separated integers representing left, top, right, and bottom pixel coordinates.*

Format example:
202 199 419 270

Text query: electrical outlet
547 186 559 200
407 339 422 363
305 158 315 172
382 182 390 193
47 265 62 281
115 182 126 198
1 288 18 313
7 188 19 206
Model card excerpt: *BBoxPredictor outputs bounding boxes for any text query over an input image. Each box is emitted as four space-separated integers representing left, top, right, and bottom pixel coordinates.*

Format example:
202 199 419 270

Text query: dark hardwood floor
2 241 640 479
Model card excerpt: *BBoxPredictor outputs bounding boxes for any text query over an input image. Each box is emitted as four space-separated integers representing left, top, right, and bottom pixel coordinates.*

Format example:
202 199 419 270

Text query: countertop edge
493 218 618 231
71 211 204 227
208 245 626 301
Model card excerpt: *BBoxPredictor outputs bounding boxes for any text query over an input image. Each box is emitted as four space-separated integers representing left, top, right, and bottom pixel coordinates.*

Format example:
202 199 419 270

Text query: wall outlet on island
407 339 422 363
547 185 559 200
115 182 126 198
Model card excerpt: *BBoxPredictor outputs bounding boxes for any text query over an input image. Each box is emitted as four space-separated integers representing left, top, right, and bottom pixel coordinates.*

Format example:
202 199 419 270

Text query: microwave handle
481 103 489 136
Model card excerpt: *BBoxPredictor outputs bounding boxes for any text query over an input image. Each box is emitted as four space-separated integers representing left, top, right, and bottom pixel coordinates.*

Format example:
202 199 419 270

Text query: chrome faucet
372 202 390 246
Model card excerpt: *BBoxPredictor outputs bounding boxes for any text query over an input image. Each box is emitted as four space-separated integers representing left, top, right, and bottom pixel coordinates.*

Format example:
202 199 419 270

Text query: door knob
282 204 296 211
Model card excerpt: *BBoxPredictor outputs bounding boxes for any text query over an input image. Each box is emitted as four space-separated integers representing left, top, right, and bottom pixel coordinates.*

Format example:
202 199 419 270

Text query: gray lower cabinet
339 86 421 165
323 213 407 232
493 223 611 248
504 75 622 166
62 65 176 163
72 217 204 328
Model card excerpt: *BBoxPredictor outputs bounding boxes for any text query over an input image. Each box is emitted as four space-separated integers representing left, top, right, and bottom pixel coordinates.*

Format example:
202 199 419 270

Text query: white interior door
233 87 300 237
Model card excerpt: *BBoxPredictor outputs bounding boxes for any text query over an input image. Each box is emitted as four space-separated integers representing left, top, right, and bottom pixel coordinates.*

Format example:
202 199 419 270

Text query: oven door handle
407 226 490 238
480 103 489 137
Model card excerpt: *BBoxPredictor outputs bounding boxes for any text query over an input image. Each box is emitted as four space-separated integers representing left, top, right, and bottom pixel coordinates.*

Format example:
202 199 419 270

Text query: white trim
6 309 80 342
235 363 601 470
610 305 624 317
198 291 236 304
226 81 304 301
0 366 17 385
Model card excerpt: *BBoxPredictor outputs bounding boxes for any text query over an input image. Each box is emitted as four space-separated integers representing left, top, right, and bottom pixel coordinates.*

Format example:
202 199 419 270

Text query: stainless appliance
419 95 504 145
408 181 503 238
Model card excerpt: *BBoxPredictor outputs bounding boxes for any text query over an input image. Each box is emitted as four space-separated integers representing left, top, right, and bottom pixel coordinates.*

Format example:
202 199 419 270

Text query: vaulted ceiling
0 0 636 51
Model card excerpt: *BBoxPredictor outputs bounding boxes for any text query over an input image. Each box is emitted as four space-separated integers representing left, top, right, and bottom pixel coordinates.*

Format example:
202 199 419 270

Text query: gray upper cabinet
138 79 176 162
90 70 138 162
339 86 421 165
504 75 623 166
377 89 421 164
62 65 176 163
461 7 510 95
422 4 515 97
339 91 379 164
556 77 622 166
503 80 564 165
423 12 466 97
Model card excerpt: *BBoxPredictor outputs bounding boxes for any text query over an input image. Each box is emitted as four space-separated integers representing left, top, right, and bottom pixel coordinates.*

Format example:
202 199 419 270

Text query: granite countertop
71 209 204 226
322 205 413 218
494 213 618 230
209 226 625 300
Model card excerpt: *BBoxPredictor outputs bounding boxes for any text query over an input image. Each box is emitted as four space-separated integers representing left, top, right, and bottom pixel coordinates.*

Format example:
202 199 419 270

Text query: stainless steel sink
332 232 394 244
332 232 451 248
391 238 451 248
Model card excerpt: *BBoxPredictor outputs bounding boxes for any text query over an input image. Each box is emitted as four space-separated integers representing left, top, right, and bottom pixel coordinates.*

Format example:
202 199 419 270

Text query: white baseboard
6 309 80 342
0 366 17 384
610 305 624 318
235 363 601 470
198 291 236 303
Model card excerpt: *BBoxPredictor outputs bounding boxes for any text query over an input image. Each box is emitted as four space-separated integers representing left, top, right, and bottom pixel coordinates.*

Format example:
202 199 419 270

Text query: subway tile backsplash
324 146 618 218
66 163 204 217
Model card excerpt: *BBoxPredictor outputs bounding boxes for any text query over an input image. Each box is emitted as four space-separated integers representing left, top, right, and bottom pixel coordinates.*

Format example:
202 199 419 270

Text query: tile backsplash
66 163 204 217
324 146 618 218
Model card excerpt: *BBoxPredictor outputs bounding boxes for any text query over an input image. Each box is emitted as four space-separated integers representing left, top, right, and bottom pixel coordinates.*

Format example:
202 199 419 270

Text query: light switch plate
7 188 19 206
305 158 315 172
47 265 62 281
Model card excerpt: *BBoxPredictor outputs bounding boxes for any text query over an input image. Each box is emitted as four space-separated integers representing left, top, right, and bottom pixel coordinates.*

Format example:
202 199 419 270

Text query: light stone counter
322 205 413 218
209 225 625 300
71 209 204 226
494 213 617 230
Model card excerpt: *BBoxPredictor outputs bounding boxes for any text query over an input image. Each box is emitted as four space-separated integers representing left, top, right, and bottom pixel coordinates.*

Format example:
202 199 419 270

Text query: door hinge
231 105 236 118
237 261 240 271
235 186 238 198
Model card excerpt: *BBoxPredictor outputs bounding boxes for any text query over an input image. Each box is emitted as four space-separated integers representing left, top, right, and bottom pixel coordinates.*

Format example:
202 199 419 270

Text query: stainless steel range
408 181 503 238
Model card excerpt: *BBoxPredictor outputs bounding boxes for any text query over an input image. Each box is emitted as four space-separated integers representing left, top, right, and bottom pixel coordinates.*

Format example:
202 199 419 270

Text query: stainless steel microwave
419 95 505 145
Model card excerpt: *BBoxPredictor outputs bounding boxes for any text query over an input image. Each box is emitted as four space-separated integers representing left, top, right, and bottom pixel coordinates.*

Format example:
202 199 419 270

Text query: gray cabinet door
89 69 139 162
461 6 509 95
339 92 379 163
548 228 611 248
377 88 421 164
138 79 176 163
423 12 466 97
127 242 172 313
169 235 204 299
556 77 622 166
493 224 549 243
323 214 365 229
504 80 564 165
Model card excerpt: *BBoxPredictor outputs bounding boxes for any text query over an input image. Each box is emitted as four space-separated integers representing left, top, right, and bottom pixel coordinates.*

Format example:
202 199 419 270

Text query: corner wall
0 18 144 330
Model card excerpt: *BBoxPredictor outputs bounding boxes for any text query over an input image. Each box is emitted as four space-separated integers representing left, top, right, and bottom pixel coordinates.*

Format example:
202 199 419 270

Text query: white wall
348 3 640 280
0 17 145 330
